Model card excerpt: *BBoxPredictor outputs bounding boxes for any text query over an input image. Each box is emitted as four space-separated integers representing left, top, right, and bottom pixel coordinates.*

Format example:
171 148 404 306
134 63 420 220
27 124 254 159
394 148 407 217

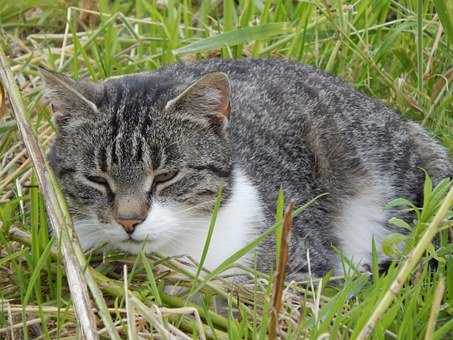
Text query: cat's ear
165 72 230 125
39 67 99 126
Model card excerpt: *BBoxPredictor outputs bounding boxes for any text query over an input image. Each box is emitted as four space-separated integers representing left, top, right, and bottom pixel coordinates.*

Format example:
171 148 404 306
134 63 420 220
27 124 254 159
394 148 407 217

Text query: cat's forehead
90 130 175 184
61 72 221 178
99 73 176 114
69 111 180 183
94 120 176 166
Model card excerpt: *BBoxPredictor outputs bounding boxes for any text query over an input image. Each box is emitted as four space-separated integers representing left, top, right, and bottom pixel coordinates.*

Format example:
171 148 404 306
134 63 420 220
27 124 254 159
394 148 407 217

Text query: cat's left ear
39 66 100 126
165 72 230 125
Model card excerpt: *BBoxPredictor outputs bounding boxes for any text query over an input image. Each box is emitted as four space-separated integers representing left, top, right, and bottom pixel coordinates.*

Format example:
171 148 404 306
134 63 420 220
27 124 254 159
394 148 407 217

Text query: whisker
171 200 216 215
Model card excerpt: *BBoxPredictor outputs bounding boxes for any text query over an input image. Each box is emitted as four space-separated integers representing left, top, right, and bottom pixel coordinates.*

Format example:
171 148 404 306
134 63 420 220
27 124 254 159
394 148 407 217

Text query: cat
41 59 452 278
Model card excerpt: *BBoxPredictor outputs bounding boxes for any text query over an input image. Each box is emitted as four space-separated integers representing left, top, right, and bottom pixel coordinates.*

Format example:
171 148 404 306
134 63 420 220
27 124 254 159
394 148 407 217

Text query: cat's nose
116 217 144 234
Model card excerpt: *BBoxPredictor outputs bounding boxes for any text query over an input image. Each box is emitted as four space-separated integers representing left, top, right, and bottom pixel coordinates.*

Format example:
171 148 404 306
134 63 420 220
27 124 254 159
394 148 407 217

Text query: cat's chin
111 239 155 254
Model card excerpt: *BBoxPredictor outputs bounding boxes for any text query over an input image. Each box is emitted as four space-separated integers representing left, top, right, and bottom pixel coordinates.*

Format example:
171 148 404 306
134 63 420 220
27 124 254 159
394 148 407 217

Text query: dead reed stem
0 36 100 340
8 226 230 338
268 202 294 340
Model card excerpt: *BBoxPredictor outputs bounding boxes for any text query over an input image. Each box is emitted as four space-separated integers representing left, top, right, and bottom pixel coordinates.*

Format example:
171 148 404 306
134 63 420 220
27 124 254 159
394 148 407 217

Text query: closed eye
154 170 178 184
86 175 110 189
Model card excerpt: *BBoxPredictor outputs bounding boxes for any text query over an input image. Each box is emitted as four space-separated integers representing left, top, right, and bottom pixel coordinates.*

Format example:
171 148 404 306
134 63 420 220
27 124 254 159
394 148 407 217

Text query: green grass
0 0 452 339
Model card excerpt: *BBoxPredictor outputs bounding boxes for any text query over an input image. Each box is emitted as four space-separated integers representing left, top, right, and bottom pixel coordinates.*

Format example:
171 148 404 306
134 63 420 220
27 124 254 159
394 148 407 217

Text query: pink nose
116 218 144 234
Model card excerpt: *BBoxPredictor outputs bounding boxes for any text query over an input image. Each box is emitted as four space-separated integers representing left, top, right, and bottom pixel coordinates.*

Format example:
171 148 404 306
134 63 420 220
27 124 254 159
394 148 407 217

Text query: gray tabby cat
41 59 451 277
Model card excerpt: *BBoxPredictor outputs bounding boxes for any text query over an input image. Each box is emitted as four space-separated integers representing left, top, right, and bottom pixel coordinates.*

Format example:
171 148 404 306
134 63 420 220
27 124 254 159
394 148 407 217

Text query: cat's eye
86 175 109 187
154 170 178 184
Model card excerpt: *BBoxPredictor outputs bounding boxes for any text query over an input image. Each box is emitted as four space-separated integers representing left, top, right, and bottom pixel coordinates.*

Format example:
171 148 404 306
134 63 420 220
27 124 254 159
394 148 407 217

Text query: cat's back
159 58 393 121
174 60 449 208
142 59 450 194
158 58 406 150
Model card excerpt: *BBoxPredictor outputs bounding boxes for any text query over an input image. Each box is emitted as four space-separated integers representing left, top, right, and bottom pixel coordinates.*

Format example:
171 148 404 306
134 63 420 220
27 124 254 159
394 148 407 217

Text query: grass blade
192 194 326 296
194 185 223 281
174 22 291 55
433 0 453 45
357 186 453 339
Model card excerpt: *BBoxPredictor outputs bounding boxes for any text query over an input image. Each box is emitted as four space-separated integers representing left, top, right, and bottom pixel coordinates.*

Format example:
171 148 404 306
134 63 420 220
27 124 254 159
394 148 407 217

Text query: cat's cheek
73 219 127 251
131 202 180 244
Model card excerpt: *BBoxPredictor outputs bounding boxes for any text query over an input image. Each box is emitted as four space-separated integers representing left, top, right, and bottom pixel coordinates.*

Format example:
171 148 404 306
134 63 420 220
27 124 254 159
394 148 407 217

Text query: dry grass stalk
357 186 453 339
0 132 53 187
79 0 99 27
7 302 15 340
123 265 139 340
0 34 123 339
0 36 99 340
160 307 207 340
128 296 172 339
268 202 294 340
0 81 5 119
0 317 43 335
8 226 229 338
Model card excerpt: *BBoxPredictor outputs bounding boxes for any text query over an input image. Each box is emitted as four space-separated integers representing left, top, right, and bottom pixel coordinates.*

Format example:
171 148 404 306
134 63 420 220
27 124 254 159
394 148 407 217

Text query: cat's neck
159 167 265 270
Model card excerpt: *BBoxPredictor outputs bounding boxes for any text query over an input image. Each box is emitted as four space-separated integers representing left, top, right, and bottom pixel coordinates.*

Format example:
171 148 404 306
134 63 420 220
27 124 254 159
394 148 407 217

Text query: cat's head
41 67 233 253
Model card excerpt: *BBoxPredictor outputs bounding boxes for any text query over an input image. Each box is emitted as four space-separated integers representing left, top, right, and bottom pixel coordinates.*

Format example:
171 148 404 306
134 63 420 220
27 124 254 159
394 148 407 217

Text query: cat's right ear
39 67 99 126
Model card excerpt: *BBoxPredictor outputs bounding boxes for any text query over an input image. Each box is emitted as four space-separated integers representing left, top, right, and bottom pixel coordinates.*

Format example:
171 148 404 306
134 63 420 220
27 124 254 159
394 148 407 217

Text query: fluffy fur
42 59 452 277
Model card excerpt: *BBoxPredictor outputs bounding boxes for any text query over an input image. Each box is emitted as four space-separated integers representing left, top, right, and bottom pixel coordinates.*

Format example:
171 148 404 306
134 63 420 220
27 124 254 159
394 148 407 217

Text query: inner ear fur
165 72 231 122
39 66 100 126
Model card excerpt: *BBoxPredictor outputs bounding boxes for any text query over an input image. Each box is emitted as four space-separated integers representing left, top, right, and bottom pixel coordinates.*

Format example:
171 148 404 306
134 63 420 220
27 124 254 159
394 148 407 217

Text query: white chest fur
334 184 392 271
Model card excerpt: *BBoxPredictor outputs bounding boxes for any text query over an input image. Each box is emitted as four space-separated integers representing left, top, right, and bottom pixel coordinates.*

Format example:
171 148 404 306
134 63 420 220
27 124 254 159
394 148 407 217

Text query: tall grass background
0 0 452 339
